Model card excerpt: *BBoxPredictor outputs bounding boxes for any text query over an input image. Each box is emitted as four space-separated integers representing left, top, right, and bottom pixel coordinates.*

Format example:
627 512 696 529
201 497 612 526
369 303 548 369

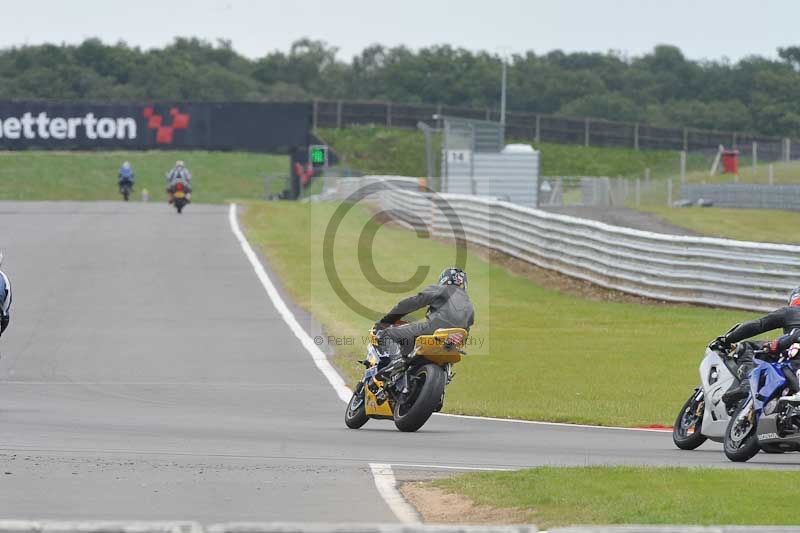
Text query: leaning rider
710 286 800 406
374 267 475 366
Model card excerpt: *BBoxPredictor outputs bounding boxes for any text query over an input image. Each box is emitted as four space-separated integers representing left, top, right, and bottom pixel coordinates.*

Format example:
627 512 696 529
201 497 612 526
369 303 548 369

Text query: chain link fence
312 99 800 153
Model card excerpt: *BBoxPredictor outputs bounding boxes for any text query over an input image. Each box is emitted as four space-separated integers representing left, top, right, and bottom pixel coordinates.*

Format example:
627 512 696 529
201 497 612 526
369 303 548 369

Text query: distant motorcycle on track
169 182 191 214
119 178 133 202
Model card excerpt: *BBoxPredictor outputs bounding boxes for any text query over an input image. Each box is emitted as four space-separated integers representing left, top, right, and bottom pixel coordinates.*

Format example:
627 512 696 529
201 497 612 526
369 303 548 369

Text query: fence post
336 100 343 129
683 128 689 151
732 132 737 149
634 123 639 150
485 108 491 120
785 138 792 162
469 124 477 195
312 99 318 130
752 142 757 176
386 101 392 127
584 118 590 147
667 179 673 207
769 164 774 185
436 104 442 129
680 150 686 183
535 114 541 143
636 178 641 206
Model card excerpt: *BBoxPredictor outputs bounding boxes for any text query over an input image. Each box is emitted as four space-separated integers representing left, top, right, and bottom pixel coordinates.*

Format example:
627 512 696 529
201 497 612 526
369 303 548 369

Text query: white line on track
436 413 673 432
369 463 420 524
228 203 351 404
389 462 516 472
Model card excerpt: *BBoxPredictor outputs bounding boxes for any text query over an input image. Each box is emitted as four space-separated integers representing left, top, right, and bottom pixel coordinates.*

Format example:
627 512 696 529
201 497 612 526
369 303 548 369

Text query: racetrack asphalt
0 202 797 524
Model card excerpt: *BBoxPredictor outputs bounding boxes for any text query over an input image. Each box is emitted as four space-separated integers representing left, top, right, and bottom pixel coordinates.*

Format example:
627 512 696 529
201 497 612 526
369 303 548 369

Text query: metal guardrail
682 183 800 210
330 177 800 312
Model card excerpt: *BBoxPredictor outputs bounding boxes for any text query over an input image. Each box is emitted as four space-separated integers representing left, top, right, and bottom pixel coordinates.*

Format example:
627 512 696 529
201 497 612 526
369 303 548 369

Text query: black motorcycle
119 179 133 202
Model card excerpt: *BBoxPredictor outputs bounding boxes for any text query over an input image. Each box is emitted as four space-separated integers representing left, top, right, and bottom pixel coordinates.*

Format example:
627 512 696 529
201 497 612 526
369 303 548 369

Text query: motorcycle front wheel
393 363 445 432
723 399 760 462
672 389 707 450
344 382 369 429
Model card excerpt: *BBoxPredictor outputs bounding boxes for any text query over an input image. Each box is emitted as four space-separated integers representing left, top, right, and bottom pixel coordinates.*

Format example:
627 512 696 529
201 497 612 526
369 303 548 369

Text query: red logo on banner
143 107 190 144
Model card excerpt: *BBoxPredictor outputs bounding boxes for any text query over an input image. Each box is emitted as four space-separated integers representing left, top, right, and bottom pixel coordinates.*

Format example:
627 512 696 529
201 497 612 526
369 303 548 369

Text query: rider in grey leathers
375 267 474 361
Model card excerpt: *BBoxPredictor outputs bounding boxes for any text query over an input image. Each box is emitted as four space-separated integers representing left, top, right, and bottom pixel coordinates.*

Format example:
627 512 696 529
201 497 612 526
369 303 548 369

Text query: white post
752 142 757 176
500 58 507 125
667 179 673 207
680 151 686 183
769 164 774 185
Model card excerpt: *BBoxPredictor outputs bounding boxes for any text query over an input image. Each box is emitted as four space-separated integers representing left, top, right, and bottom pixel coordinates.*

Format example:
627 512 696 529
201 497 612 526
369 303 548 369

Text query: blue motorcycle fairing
750 357 792 413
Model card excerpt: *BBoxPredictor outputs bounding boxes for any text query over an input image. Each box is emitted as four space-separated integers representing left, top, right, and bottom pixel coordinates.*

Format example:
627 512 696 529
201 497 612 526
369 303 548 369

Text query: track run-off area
2 201 799 525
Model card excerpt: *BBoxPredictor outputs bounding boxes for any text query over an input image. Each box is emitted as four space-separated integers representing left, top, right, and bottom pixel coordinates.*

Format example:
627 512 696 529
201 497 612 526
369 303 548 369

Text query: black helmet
789 286 800 307
438 267 467 290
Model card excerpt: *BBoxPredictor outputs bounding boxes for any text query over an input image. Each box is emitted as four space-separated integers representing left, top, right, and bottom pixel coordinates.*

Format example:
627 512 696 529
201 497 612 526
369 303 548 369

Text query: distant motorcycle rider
374 267 474 364
118 161 135 190
710 286 800 405
165 160 192 203
0 253 12 338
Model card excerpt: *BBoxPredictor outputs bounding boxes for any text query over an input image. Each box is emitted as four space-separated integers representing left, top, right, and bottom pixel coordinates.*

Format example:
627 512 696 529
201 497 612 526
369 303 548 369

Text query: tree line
2 37 800 136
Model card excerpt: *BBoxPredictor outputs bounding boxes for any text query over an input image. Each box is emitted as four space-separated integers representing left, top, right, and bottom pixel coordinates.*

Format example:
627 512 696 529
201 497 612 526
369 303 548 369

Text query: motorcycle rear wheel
672 389 707 450
345 383 369 429
723 401 760 462
393 364 445 432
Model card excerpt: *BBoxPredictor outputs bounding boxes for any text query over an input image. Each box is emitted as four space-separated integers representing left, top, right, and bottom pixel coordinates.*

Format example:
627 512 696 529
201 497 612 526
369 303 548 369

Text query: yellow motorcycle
344 324 468 432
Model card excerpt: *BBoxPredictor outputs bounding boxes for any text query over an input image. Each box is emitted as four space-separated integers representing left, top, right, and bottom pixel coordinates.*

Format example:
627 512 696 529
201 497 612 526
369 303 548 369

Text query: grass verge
640 205 800 244
428 466 798 528
0 150 287 203
239 200 759 426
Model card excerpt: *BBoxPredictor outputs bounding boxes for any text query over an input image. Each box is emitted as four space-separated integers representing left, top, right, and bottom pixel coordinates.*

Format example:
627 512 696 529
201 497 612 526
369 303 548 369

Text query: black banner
0 102 311 152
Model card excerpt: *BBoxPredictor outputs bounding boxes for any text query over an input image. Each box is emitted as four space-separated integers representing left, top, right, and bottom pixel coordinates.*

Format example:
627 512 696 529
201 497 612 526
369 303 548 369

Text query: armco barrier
330 177 800 312
682 183 800 210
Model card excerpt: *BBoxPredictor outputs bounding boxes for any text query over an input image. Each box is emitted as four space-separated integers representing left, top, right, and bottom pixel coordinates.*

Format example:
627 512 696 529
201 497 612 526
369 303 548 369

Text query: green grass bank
316 125 682 178
0 150 287 203
428 466 800 528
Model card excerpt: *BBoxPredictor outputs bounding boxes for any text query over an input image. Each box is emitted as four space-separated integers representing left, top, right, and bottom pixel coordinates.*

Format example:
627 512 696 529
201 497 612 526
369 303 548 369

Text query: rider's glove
708 336 731 353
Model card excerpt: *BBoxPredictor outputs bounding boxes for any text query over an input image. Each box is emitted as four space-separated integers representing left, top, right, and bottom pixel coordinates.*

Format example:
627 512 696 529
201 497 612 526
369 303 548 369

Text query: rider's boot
376 337 402 376
723 350 755 406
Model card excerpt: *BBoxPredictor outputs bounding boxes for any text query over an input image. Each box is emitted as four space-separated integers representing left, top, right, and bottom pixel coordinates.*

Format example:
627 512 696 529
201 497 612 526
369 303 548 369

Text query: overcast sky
0 0 796 63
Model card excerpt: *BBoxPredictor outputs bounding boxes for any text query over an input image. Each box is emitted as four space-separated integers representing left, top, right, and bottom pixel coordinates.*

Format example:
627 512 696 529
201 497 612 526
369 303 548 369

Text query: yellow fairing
364 380 393 416
414 328 469 365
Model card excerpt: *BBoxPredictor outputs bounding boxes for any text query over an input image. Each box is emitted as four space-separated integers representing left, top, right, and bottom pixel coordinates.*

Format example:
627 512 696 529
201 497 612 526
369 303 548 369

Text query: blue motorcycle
723 346 800 462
